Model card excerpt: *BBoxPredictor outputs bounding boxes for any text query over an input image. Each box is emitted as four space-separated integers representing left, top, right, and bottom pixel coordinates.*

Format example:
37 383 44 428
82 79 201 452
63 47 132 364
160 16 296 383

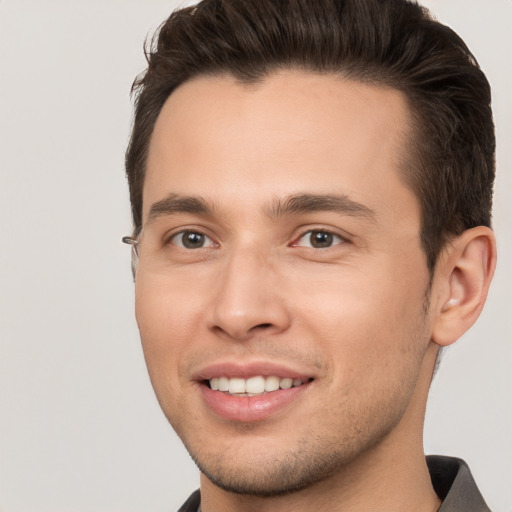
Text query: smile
208 375 310 396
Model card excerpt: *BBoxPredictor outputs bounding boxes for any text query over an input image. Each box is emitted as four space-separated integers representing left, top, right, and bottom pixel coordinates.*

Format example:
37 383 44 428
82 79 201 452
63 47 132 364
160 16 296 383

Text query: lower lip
199 382 311 422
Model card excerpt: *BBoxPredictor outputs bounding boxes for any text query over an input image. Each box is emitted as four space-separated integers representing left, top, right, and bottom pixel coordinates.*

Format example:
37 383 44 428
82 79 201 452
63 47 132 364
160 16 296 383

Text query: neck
200 343 441 512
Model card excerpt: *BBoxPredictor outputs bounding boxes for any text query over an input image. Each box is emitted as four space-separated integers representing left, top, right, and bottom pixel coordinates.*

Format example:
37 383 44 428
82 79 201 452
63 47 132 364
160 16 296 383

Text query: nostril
254 323 273 330
245 323 274 335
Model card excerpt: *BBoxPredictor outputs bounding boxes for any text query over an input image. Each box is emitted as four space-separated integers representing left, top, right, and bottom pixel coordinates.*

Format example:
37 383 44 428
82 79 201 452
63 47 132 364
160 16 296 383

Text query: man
123 0 497 510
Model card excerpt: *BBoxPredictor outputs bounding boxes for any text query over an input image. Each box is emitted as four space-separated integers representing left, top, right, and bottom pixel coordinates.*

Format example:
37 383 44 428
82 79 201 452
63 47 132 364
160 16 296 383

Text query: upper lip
192 360 316 381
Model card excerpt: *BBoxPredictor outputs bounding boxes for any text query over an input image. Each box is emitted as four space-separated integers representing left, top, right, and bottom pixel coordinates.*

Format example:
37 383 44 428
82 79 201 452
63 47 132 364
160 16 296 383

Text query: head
125 0 496 500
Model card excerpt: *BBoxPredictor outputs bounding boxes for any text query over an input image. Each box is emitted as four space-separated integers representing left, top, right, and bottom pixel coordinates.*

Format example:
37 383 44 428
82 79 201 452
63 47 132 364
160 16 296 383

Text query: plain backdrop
0 0 510 511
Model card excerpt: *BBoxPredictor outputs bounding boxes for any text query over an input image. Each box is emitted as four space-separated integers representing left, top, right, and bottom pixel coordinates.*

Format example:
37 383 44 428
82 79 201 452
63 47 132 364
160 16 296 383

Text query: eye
294 230 346 249
169 230 217 249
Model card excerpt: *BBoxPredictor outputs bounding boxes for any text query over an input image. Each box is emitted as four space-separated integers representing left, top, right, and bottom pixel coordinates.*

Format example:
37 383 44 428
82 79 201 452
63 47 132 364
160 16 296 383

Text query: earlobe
431 226 496 347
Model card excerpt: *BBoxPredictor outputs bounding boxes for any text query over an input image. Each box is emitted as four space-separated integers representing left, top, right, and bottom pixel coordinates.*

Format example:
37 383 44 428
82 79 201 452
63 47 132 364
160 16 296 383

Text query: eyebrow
148 193 215 221
266 193 376 220
147 192 376 222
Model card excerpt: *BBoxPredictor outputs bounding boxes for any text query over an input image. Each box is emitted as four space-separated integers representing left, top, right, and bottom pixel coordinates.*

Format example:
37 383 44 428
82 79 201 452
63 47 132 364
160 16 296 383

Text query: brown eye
295 230 344 249
170 230 215 249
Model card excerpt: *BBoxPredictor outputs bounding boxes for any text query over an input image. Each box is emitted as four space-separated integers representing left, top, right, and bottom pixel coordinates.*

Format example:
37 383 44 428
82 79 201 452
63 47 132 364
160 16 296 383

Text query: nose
207 247 291 342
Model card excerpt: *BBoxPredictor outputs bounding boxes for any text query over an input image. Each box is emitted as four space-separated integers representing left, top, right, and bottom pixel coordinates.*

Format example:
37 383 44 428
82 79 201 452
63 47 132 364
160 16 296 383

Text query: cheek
292 265 429 382
134 273 203 386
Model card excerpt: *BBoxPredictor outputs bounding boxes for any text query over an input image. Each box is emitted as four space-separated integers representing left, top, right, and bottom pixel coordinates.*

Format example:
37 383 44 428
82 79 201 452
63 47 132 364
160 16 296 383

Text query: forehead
144 70 417 224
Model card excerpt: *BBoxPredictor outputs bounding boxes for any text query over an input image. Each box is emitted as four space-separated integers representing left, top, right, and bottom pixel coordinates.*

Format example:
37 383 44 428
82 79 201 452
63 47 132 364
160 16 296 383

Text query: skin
134 71 496 512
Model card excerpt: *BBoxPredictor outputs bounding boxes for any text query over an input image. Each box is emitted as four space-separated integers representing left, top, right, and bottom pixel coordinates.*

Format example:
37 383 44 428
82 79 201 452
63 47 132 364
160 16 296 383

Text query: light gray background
0 1 510 511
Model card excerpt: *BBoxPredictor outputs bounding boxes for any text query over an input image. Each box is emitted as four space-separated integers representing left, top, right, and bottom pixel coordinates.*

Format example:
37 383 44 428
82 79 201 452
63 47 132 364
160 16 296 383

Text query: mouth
194 361 316 422
205 375 314 397
196 365 315 422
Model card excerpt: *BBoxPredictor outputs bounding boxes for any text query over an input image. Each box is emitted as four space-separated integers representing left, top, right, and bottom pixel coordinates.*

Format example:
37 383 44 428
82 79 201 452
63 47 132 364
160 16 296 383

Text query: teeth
208 376 307 395
228 377 245 394
218 376 229 391
280 377 293 389
246 376 265 394
265 376 280 392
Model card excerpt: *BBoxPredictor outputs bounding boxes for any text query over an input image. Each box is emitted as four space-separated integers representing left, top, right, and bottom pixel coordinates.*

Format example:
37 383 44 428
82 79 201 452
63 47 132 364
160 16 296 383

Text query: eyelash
168 230 218 249
166 227 348 250
291 229 347 249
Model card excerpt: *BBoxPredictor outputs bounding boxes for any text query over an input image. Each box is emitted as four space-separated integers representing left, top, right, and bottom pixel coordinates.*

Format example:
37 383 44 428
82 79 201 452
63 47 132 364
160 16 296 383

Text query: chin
193 450 341 496
182 422 395 497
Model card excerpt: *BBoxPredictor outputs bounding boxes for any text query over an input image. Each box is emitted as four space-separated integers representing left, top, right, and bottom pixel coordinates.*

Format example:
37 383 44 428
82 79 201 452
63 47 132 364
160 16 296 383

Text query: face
136 71 433 495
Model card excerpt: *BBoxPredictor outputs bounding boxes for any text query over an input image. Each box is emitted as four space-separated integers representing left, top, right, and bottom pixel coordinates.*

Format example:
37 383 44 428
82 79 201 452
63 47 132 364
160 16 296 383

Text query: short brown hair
125 0 495 272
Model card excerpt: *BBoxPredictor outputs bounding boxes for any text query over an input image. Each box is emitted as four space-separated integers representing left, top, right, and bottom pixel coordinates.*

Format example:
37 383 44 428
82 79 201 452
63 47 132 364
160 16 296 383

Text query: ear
431 226 496 347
